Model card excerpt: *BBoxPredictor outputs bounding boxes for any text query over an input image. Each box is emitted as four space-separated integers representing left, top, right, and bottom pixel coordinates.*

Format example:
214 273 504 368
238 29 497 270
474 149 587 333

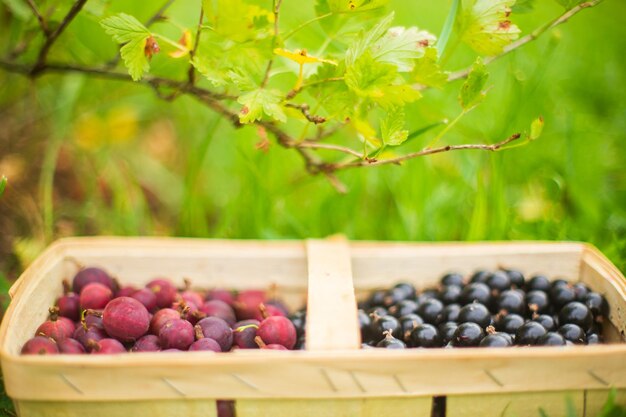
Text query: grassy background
0 0 625 414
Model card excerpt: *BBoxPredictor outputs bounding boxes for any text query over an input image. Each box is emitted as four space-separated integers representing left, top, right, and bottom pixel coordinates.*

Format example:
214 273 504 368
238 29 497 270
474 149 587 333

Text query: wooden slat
305 238 360 350
447 391 584 417
236 397 432 417
15 399 217 417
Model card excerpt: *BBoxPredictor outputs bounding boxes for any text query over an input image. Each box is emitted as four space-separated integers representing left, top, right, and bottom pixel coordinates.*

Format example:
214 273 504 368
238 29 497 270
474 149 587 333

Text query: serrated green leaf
203 0 273 43
555 0 584 8
413 47 448 88
100 13 151 81
530 116 544 140
512 0 535 13
459 57 488 110
345 53 421 109
309 63 355 119
237 89 286 124
370 26 436 72
3 0 31 20
345 12 394 66
0 176 6 198
192 56 228 87
381 108 408 146
328 0 390 13
228 70 258 91
457 0 521 56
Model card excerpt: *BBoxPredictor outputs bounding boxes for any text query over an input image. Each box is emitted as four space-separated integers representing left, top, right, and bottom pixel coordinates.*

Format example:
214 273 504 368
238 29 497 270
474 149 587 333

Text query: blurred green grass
0 1 624 281
1 0 625 279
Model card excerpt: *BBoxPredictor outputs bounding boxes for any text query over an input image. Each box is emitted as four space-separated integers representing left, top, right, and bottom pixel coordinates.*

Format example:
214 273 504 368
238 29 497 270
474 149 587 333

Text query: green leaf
381 107 408 146
346 53 421 109
413 47 448 88
0 176 6 198
327 0 390 13
237 89 286 124
459 57 488 110
530 116 544 140
203 0 273 43
345 12 394 66
309 63 355 119
100 13 151 81
513 0 535 13
457 0 521 56
370 26 436 72
192 56 228 87
565 397 578 417
436 0 460 54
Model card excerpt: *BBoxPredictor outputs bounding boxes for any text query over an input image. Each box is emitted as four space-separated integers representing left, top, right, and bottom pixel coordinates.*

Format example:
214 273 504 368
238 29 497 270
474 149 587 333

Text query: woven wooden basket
1 237 625 417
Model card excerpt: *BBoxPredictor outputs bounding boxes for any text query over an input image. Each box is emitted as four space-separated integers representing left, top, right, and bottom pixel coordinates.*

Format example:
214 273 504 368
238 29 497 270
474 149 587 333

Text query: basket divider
305 237 360 351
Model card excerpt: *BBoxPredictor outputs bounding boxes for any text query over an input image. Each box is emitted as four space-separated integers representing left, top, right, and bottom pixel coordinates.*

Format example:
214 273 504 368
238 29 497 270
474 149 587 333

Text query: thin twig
25 0 49 35
331 133 522 170
260 0 283 88
187 7 204 85
447 0 604 83
285 103 326 124
296 141 362 158
31 0 87 74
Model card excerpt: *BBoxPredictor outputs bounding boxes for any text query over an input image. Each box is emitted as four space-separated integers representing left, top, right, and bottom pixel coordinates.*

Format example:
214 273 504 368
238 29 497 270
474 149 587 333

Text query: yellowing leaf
237 89 286 124
169 30 193 58
203 0 273 42
100 13 152 81
530 116 544 140
413 47 448 88
459 57 488 110
274 48 337 66
458 0 521 56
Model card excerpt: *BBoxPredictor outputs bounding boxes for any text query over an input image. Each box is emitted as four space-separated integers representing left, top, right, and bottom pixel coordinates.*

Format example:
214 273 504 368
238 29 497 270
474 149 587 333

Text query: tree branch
187 7 204 85
31 0 87 75
329 133 522 171
447 0 604 83
25 0 49 35
285 103 326 124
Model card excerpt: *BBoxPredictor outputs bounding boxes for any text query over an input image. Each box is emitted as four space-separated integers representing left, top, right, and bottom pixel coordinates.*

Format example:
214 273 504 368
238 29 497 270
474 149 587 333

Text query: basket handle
305 236 360 350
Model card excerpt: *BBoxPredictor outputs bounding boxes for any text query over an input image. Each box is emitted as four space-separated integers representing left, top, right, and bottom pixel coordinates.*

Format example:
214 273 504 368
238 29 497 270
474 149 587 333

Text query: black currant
495 313 525 335
460 283 491 306
550 285 576 309
399 314 424 342
438 322 458 345
525 290 550 315
532 314 557 332
439 285 462 305
497 290 526 315
558 323 586 344
383 287 409 308
458 303 491 328
572 283 590 301
369 315 402 342
551 278 570 289
357 309 372 341
515 322 547 346
470 270 492 284
368 290 386 307
504 269 525 289
393 282 416 299
441 273 464 287
416 289 439 304
537 332 567 346
417 298 445 325
388 300 418 318
479 333 512 347
409 324 442 348
559 302 593 331
367 306 388 317
376 331 406 349
526 275 551 292
587 333 602 344
584 292 609 317
452 322 484 347
443 304 461 322
486 271 511 293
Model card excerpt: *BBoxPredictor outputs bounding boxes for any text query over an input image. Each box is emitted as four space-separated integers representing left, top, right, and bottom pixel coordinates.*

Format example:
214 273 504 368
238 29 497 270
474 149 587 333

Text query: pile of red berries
21 267 306 355
359 269 609 349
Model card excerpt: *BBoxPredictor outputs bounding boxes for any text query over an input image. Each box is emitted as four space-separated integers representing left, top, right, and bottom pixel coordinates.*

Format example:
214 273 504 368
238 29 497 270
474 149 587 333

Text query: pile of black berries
359 270 609 349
